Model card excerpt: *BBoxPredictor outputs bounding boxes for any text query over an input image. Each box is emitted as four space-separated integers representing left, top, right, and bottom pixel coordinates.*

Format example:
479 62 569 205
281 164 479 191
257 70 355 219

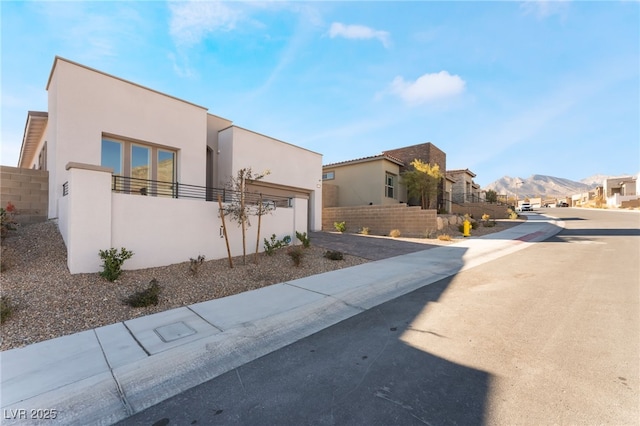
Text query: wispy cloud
328 22 391 48
520 0 570 19
388 71 466 106
168 0 240 46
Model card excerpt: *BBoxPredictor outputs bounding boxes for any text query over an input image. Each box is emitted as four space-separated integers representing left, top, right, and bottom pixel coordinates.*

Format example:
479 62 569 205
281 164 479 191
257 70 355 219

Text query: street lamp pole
515 179 522 209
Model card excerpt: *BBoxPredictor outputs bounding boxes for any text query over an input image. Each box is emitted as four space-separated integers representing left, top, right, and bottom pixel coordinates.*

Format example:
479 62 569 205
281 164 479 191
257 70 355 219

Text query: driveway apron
308 231 441 261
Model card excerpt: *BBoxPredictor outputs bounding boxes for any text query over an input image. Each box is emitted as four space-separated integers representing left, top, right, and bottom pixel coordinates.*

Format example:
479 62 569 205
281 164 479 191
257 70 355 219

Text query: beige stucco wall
46 58 208 219
323 159 406 207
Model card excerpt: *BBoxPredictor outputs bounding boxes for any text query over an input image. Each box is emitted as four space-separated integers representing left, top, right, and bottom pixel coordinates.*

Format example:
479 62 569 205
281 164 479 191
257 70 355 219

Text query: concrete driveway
309 231 443 261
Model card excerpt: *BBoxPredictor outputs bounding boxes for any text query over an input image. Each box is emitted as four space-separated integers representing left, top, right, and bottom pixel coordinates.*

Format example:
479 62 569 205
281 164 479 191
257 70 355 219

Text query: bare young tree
220 167 273 265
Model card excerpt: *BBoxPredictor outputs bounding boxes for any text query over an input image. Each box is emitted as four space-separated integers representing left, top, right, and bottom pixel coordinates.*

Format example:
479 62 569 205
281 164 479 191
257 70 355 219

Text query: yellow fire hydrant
463 219 471 237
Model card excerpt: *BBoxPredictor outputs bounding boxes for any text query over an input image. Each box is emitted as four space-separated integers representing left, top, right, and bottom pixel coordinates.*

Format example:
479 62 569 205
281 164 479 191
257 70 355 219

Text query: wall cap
65 162 113 173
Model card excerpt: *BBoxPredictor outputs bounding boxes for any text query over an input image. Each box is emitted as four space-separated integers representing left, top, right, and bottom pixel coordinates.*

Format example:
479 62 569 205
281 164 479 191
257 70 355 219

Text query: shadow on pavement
118 245 491 425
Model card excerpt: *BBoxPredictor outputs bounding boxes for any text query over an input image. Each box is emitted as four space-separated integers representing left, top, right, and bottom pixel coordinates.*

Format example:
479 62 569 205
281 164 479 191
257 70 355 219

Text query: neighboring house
322 154 406 207
322 142 447 210
447 169 479 204
18 57 322 273
603 175 639 208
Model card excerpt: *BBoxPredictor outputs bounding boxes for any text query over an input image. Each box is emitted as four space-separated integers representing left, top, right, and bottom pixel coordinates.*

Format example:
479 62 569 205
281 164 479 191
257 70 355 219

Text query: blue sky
1 1 638 186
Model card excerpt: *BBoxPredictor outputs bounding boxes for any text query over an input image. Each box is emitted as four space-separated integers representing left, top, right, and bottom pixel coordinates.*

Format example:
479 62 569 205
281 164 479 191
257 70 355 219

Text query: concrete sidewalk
0 213 563 425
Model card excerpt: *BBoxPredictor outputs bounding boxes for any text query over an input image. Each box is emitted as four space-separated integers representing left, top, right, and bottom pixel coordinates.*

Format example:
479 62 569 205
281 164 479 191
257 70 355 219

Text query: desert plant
296 231 311 248
1 295 14 324
507 208 519 219
124 279 162 308
438 234 452 241
389 229 401 238
324 250 344 260
334 221 346 233
359 227 370 235
189 255 205 275
287 246 304 266
99 247 134 282
0 202 18 240
264 234 291 255
485 190 498 203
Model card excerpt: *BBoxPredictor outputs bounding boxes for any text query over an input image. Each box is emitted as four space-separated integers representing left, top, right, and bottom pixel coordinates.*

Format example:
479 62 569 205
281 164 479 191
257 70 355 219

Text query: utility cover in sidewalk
154 321 196 343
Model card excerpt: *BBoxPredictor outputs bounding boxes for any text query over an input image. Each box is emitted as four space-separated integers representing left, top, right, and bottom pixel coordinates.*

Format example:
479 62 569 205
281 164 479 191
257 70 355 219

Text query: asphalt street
119 208 639 425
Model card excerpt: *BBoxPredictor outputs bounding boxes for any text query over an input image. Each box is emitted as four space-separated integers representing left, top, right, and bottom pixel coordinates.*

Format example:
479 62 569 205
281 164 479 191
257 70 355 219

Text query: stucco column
291 197 309 238
65 163 113 273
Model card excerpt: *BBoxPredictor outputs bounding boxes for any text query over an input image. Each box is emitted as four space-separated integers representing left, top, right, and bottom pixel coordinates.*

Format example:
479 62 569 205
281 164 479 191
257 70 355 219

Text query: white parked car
520 203 533 211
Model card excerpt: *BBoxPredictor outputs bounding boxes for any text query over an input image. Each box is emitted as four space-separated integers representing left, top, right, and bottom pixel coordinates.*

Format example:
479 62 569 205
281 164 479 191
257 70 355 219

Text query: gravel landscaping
0 217 523 351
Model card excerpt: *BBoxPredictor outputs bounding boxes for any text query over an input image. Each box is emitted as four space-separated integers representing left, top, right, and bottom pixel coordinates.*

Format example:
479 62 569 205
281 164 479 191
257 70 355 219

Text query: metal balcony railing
110 175 291 207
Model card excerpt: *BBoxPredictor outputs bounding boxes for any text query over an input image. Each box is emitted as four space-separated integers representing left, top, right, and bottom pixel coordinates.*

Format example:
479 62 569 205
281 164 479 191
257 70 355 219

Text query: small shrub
507 208 519 219
124 279 162 308
99 247 134 282
482 213 490 222
0 202 18 240
389 229 401 238
438 234 452 241
287 246 304 266
189 255 205 275
334 221 346 233
264 234 291 255
1 296 14 324
296 231 311 248
324 250 344 260
359 227 370 235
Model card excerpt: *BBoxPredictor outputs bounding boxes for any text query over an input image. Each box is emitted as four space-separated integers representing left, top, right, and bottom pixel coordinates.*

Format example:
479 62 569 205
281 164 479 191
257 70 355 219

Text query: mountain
484 174 600 198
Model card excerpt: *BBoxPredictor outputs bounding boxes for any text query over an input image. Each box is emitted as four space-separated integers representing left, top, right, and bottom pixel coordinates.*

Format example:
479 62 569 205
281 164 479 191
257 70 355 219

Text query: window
322 171 335 180
157 150 176 196
101 139 123 175
101 136 177 196
385 173 396 199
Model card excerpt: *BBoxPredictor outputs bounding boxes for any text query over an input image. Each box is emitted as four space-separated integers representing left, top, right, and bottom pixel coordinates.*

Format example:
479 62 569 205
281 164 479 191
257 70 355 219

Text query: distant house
603 175 639 208
322 142 447 210
322 154 406 207
18 57 322 273
447 169 481 204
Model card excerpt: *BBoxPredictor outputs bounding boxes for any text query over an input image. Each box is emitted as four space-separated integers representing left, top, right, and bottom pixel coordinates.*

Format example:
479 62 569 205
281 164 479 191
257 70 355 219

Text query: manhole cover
154 321 196 342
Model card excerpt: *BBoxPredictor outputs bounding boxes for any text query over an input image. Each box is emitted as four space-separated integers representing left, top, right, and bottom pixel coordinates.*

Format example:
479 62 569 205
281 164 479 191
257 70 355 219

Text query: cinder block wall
322 204 437 237
450 202 508 220
0 166 48 224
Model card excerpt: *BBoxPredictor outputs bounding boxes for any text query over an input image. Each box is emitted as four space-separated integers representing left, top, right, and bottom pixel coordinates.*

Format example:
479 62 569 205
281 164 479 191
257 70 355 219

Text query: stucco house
322 142 447 210
446 169 482 204
18 57 322 273
603 175 639 208
322 154 407 207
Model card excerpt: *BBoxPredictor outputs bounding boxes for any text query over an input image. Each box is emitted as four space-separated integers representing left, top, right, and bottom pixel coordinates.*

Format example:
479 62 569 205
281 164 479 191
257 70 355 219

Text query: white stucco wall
218 126 322 231
46 58 208 219
111 194 295 271
65 165 113 273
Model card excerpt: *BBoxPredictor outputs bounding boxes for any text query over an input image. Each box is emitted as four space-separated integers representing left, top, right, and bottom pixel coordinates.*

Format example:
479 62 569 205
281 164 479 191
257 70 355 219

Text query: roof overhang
18 111 48 168
324 154 405 169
